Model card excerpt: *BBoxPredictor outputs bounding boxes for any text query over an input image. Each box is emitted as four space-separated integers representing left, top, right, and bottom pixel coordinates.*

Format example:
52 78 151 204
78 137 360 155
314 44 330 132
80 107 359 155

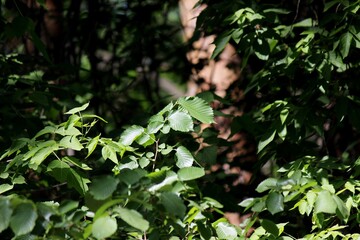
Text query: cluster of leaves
0 97 246 239
0 0 188 145
198 0 360 239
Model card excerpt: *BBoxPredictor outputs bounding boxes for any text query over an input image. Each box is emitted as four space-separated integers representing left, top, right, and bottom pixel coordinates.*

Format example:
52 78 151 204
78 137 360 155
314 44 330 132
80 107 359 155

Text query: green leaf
67 168 90 195
0 184 13 194
178 167 205 181
266 192 284 215
215 222 237 240
314 190 337 214
175 146 194 168
64 114 81 129
178 97 214 124
148 171 178 192
261 219 279 236
211 33 231 59
101 145 118 164
55 126 82 136
256 178 278 193
0 198 12 232
293 18 314 27
47 160 71 182
10 202 38 236
333 195 349 219
339 32 352 58
239 198 255 208
119 125 144 146
59 136 83 151
85 137 99 158
168 111 194 132
29 31 51 63
89 175 119 200
65 102 89 115
160 192 186 218
29 143 58 169
258 130 276 152
62 156 92 170
92 215 117 239
114 207 149 232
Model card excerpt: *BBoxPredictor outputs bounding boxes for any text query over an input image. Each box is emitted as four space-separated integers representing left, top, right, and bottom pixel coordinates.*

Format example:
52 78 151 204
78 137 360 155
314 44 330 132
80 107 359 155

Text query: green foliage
0 97 241 239
202 0 360 238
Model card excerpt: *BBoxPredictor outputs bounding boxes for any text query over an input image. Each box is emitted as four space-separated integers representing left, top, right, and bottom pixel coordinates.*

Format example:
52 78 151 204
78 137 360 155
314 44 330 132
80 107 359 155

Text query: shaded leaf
160 192 186 218
0 198 12 232
211 33 231 59
89 175 119 200
256 178 277 193
258 130 276 152
261 219 279 236
10 202 38 236
339 32 352 58
266 192 284 215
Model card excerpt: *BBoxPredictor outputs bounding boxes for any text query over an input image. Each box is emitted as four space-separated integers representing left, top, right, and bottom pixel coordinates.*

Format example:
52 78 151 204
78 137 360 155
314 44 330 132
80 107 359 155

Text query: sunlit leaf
119 125 144 146
168 111 193 132
92 215 117 239
175 146 194 168
178 97 214 124
65 102 89 115
215 222 237 240
178 167 205 181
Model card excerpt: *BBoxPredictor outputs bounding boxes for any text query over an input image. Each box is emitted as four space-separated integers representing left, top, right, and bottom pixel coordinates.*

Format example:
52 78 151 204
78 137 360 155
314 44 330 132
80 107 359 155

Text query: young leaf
65 102 89 115
101 145 118 164
29 144 59 169
0 198 12 233
178 97 214 124
114 207 149 232
215 222 237 240
92 215 117 240
266 192 284 215
10 202 38 236
119 125 144 146
168 111 194 132
86 135 100 158
178 167 205 181
175 146 194 168
89 175 119 200
0 184 13 194
59 136 83 151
